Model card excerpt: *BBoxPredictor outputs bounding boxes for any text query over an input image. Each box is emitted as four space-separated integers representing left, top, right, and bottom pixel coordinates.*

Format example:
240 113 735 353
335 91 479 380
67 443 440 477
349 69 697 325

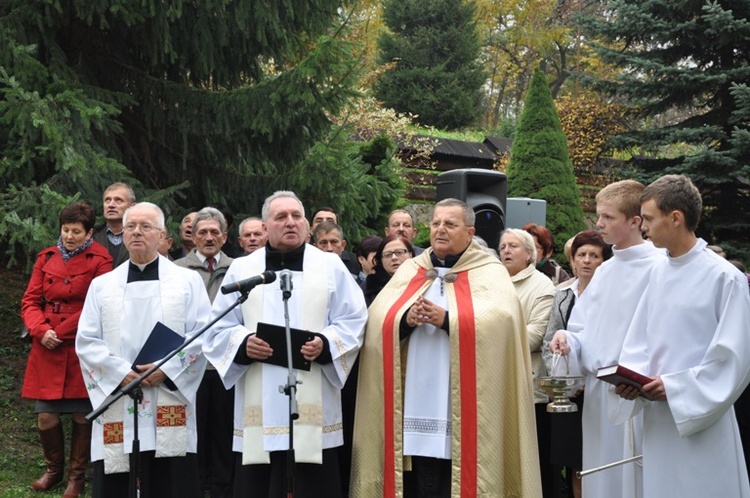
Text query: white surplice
613 239 750 497
403 267 451 459
202 245 367 461
76 256 210 465
565 241 664 498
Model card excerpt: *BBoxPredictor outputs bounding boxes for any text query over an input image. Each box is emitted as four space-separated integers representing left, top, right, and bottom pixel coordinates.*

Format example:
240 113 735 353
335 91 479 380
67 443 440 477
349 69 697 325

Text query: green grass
0 267 91 498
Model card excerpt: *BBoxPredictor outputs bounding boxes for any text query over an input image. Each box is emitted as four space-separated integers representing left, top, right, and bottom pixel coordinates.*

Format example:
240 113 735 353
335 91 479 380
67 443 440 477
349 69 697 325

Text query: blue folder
131 321 184 370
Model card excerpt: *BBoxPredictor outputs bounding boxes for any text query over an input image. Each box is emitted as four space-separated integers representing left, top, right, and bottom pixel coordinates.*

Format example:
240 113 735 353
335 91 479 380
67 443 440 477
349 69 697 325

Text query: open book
596 364 655 400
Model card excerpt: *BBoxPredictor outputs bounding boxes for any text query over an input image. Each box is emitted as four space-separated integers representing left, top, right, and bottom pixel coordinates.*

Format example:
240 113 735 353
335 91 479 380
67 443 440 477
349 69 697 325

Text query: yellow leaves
556 94 628 173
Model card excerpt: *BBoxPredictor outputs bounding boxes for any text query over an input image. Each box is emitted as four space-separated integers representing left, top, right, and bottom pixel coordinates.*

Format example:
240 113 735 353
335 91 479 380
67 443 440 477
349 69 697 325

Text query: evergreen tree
1 1 403 265
374 0 486 130
507 69 586 248
580 0 750 259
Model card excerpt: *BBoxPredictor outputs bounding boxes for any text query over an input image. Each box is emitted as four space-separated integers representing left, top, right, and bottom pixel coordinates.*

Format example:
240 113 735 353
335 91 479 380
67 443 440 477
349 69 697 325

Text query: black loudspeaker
436 169 507 251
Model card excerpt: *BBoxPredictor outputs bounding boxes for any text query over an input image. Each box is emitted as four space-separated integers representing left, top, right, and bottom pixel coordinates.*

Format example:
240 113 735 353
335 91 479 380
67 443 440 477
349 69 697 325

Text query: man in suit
175 207 235 497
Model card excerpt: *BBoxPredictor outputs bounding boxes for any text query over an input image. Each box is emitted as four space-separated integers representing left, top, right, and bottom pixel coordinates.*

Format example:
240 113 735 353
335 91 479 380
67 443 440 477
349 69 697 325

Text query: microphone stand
279 277 300 498
86 290 253 498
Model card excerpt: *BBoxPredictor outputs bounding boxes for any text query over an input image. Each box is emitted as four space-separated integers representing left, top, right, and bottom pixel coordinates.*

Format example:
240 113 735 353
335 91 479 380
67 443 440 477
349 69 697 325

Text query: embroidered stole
99 264 188 474
240 252 328 464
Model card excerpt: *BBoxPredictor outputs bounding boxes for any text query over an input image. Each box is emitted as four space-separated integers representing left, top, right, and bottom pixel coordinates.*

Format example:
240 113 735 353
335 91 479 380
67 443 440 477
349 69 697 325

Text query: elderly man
175 207 235 497
237 217 268 255
204 191 367 498
76 202 210 498
93 182 136 267
157 227 174 259
176 207 234 301
352 198 541 497
313 221 359 276
171 211 197 260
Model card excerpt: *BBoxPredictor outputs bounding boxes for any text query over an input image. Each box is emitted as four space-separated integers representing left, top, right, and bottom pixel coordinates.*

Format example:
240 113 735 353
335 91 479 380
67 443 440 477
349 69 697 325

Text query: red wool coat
21 241 113 400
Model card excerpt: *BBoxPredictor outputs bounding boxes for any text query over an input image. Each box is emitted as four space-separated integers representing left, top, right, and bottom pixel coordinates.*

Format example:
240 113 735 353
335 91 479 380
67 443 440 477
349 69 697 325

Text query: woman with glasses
364 234 416 307
541 229 612 498
21 202 113 498
341 233 414 495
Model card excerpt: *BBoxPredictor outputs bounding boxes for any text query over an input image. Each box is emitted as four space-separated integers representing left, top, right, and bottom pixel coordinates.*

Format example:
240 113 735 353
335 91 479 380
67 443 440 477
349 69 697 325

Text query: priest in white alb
203 191 367 498
76 202 210 498
550 180 664 498
613 175 750 497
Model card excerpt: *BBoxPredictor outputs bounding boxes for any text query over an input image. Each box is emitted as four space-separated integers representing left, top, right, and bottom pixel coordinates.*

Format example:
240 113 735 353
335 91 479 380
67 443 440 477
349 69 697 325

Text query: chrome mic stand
278 269 300 498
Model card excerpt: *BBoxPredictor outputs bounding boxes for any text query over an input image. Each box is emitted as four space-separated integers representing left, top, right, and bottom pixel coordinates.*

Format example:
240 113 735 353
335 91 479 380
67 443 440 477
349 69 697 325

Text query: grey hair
313 221 344 240
500 228 537 264
433 198 475 226
123 202 165 230
104 182 136 203
193 206 227 233
238 216 262 236
261 191 305 221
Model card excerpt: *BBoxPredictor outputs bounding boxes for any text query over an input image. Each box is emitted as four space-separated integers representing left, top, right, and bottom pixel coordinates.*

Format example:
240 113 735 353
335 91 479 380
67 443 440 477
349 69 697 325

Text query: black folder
255 321 315 371
131 321 184 370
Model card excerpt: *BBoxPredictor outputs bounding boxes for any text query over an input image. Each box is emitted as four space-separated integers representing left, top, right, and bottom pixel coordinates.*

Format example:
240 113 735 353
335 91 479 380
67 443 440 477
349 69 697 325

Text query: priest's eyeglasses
124 223 158 233
382 248 410 259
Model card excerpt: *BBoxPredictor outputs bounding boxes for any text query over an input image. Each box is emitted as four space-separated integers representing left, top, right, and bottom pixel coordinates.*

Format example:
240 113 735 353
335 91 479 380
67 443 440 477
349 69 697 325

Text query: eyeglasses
382 248 410 259
124 223 158 233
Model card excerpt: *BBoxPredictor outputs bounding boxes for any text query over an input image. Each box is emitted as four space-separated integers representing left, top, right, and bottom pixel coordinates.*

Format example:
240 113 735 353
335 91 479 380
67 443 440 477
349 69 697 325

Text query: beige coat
510 262 556 403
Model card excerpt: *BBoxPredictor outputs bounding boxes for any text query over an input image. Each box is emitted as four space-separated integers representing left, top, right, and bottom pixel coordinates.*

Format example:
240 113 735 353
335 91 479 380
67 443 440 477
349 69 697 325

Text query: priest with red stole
351 198 542 497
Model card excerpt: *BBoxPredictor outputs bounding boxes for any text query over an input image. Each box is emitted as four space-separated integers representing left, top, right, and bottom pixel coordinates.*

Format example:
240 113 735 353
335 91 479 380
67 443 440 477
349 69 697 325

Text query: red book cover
596 364 655 400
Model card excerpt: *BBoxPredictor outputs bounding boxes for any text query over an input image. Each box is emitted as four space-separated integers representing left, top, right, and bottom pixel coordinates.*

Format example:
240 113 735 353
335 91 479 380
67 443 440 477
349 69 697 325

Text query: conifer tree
0 1 403 265
374 0 486 130
507 69 586 248
580 0 750 259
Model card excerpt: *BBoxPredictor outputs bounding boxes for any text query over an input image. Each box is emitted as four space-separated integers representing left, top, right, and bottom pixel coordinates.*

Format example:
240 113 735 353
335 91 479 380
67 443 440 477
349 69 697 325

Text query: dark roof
430 137 498 160
400 134 512 162
483 136 513 154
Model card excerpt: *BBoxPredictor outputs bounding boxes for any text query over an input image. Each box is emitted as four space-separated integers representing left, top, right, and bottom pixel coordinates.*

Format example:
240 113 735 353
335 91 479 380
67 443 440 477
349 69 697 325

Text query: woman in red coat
21 202 113 498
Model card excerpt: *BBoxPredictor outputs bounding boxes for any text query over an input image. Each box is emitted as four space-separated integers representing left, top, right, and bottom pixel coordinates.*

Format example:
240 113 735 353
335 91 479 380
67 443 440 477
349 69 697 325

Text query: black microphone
279 269 293 299
220 270 276 295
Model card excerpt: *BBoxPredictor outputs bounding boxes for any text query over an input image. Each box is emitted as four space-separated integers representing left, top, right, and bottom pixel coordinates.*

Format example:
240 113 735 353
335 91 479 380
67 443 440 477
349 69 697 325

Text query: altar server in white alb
614 174 750 497
203 191 367 498
550 180 664 498
76 202 210 498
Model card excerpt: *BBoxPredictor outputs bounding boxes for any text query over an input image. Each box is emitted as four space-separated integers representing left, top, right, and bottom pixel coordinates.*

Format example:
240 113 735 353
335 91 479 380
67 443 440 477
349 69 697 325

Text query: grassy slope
0 267 86 498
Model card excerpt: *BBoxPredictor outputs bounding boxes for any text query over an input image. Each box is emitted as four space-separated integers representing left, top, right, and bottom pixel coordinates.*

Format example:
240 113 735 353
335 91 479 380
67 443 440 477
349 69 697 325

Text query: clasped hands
41 329 62 350
406 296 446 329
246 334 323 362
120 363 167 388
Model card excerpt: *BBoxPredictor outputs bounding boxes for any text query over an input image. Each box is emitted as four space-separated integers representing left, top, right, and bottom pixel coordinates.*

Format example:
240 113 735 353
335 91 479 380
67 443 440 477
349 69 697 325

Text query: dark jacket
93 225 129 267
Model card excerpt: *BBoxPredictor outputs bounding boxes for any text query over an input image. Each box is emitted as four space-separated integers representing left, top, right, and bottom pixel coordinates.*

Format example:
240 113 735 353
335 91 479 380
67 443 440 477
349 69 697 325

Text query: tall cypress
375 0 486 130
507 69 586 248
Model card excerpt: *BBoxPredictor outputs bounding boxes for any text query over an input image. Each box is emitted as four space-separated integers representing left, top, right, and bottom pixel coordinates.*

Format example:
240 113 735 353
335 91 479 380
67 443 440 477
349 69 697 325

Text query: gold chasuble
351 242 542 497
